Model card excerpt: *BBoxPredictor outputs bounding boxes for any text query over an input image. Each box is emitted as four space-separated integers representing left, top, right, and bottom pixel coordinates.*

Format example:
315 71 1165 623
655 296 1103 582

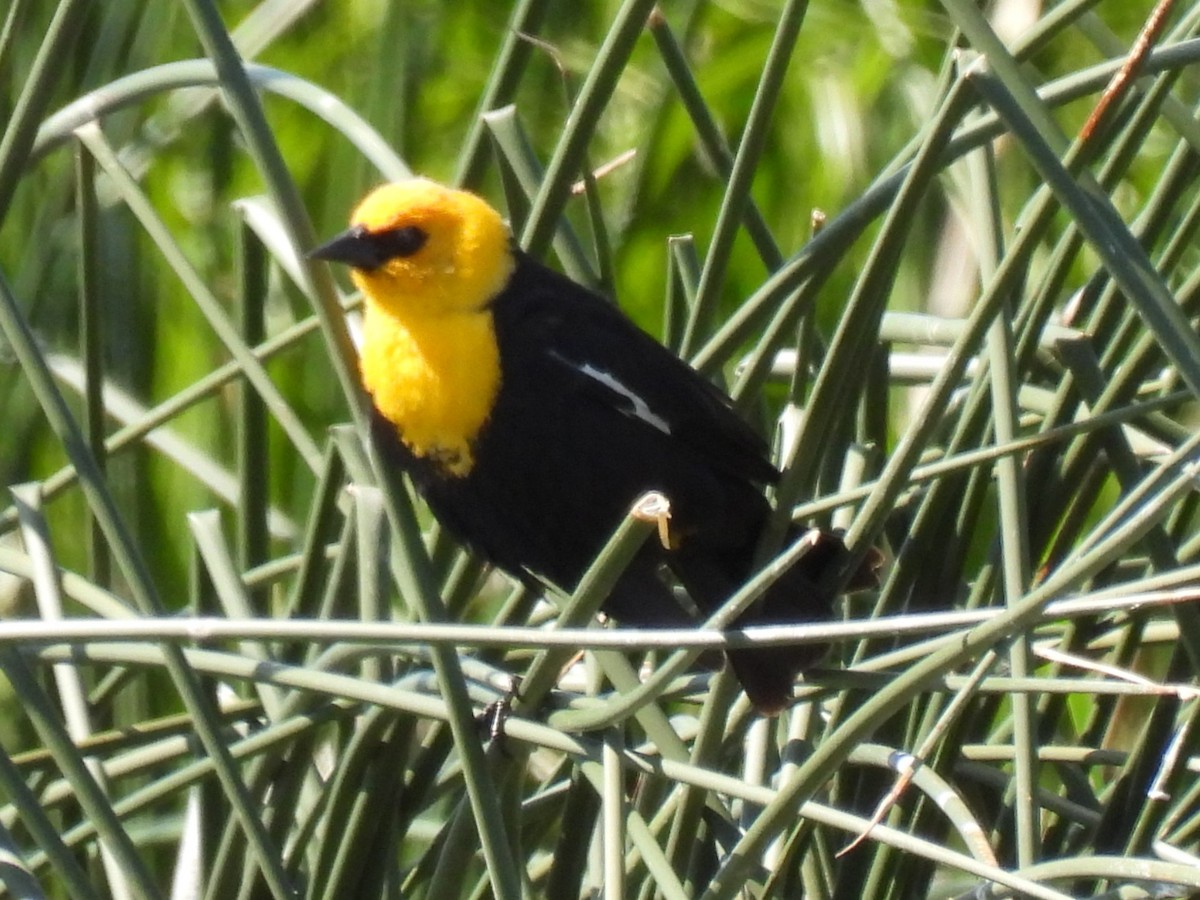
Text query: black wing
492 251 781 487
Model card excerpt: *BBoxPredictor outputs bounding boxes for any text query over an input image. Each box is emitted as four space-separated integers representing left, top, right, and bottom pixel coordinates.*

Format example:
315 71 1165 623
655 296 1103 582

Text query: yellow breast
360 302 501 477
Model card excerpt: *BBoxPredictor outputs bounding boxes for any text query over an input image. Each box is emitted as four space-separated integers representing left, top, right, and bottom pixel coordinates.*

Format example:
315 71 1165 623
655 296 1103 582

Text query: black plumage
369 250 858 713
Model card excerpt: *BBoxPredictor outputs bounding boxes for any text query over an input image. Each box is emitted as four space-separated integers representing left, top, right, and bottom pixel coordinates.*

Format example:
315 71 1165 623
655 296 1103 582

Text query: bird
310 178 874 714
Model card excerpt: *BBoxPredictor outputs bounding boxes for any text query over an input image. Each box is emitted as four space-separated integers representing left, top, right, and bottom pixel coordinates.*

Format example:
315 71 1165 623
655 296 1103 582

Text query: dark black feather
371 251 862 713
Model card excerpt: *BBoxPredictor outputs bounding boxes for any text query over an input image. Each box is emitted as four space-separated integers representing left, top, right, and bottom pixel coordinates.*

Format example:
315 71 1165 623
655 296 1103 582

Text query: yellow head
311 179 515 317
311 179 510 476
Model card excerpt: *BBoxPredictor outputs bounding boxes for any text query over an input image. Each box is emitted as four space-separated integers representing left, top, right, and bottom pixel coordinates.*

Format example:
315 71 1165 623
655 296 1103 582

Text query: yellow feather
360 304 499 475
350 180 514 476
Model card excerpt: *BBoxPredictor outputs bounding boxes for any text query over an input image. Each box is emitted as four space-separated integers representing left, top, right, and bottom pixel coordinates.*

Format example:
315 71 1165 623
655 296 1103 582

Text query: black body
370 251 850 712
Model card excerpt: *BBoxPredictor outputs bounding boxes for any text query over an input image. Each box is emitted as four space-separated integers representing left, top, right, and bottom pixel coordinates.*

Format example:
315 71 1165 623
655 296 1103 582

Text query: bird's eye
374 225 428 259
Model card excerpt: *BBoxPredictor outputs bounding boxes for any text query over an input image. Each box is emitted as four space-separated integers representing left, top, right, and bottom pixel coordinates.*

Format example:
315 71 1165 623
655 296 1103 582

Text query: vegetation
1 1 1200 897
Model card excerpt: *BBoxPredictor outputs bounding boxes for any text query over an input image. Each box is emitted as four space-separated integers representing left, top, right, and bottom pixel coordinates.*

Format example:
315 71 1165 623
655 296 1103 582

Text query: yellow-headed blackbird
311 179 870 714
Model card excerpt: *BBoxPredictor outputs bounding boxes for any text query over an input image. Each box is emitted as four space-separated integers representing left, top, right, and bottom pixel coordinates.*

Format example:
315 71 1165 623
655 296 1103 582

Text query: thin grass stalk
188 510 286 718
965 63 1200 399
796 827 832 900
1076 6 1200 148
0 742 100 900
627 787 692 900
423 521 463 593
514 507 656 714
506 768 538 900
663 234 699 353
1062 443 1200 578
0 270 297 898
1097 72 1200 251
423 745 522 897
701 438 1200 899
547 526 826 732
20 692 349 879
0 648 159 899
0 0 88 219
20 635 1173 899
441 552 489 617
1056 340 1188 576
11 484 136 900
32 61 409 181
852 348 888 474
740 722 775 860
282 441 347 626
1082 293 1200 448
353 485 390 684
6 698 262 777
1012 0 1108 59
646 11 784 272
981 857 1200 897
799 71 979 565
575 759 691 899
862 421 975 661
26 37 1178 188
237 732 319 898
1136 148 1200 285
3 570 1200 656
482 104 594 283
478 112 528 230
767 724 820 898
729 269 829 414
0 304 331 535
411 790 479 896
1160 740 1200 846
237 223 269 601
0 353 294 541
1046 211 1200 547
1011 53 1200 450
976 137 1040 865
543 769 600 898
520 0 657 257
197 689 270 892
1121 695 1200 861
579 166 616 297
852 740 997 866
75 143 110 589
575 649 694 755
0 0 34 76
180 0 363 432
11 701 240 828
663 672 738 885
602 729 626 900
793 77 972 458
939 0 1078 149
690 37 1200 380
332 429 524 900
0 819 46 900
860 627 1002 888
456 0 552 187
844 203 1050 620
74 123 323 472
677 0 810 356
951 762 1100 846
259 700 368 886
1086 663 1187 863
207 672 362 897
641 756 1076 900
312 712 410 900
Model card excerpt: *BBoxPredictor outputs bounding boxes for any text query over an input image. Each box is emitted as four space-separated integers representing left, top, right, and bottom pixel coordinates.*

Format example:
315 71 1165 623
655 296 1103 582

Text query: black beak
308 225 382 270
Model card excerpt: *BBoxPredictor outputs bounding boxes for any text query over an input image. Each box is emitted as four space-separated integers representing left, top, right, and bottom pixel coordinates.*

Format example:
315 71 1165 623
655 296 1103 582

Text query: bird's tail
675 530 879 715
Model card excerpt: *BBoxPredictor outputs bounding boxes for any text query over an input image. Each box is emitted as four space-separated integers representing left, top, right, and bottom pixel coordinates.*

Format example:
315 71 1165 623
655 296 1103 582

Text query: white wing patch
552 352 673 435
